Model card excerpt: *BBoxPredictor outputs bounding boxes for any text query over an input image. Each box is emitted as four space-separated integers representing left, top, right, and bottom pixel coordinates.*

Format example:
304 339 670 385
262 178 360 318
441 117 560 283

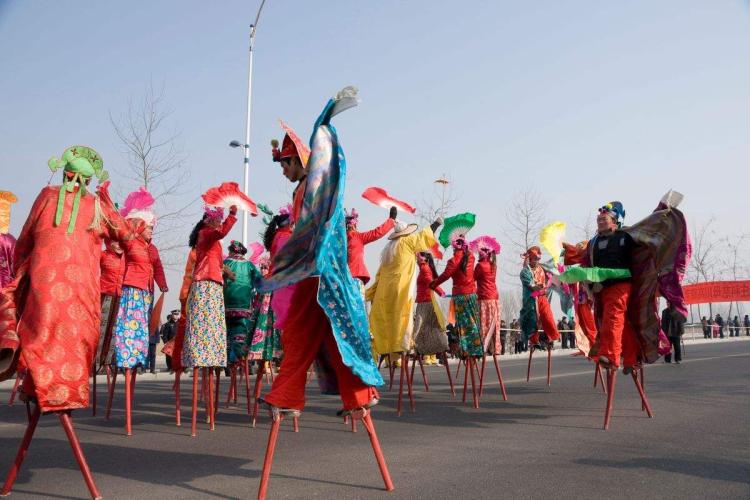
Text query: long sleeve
433 253 459 288
203 215 237 244
520 266 535 290
358 218 396 245
149 244 167 291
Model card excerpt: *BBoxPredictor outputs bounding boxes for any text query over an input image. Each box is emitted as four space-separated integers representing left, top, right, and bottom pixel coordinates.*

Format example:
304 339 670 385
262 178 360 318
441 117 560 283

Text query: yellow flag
539 221 566 265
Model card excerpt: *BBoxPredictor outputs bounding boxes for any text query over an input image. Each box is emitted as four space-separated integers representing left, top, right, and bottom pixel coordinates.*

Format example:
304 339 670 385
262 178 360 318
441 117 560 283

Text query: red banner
683 280 750 305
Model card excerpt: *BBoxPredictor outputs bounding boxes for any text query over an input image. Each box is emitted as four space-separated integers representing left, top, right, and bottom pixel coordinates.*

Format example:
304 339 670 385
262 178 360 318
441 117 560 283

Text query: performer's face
207 217 221 229
110 241 123 255
596 211 617 234
281 157 304 182
142 225 153 241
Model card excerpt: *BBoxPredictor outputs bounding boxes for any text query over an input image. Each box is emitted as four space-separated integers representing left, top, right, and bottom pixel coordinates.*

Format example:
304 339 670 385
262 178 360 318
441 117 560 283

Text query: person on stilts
256 87 394 499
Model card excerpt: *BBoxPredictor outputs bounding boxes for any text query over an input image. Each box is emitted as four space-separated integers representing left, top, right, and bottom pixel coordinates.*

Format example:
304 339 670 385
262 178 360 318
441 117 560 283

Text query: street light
434 175 450 218
230 0 268 246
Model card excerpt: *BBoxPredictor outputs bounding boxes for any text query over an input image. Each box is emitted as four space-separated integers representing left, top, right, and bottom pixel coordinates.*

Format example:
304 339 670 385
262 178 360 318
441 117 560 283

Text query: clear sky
1 1 749 314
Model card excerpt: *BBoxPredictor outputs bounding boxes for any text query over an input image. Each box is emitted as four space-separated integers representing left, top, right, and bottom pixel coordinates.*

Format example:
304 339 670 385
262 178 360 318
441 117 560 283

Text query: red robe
0 186 128 411
346 218 394 284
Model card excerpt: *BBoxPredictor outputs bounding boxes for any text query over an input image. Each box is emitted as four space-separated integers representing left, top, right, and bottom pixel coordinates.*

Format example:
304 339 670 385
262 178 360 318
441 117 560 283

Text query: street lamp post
231 0 268 246
434 175 450 218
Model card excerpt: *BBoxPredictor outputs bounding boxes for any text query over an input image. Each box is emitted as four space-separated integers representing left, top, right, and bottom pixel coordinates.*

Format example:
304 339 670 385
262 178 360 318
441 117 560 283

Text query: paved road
1 339 748 499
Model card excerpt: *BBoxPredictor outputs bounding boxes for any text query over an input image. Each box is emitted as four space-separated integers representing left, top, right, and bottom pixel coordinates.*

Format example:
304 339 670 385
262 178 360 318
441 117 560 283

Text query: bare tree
503 187 548 255
688 217 719 318
415 175 458 227
500 290 521 323
572 210 596 242
110 83 197 267
719 234 748 319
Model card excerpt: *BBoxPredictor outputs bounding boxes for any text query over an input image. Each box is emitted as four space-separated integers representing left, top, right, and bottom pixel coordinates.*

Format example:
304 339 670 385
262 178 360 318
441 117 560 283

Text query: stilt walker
560 192 691 429
110 187 167 435
431 213 482 407
257 88 393 498
519 246 560 385
0 146 132 498
470 235 507 401
183 204 238 435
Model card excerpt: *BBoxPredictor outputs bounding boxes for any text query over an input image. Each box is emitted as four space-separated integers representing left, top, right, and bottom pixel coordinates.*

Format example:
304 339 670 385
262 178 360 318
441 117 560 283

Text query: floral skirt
413 302 448 355
114 286 152 369
453 294 483 357
183 280 227 368
479 299 502 354
248 292 283 361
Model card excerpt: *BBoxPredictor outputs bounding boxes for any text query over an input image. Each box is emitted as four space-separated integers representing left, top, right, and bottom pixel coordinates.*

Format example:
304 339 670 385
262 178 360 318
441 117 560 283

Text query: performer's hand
229 205 238 216
389 206 398 220
430 217 443 232
437 288 446 297
97 180 113 205
429 280 438 290
160 286 169 293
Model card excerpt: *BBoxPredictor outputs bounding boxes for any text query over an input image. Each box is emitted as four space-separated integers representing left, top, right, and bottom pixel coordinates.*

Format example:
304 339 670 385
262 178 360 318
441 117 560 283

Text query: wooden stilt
244 358 252 415
7 373 22 406
468 357 479 408
212 367 221 421
492 353 508 401
526 346 535 381
252 360 267 427
547 348 552 387
632 370 653 418
91 366 97 416
441 352 456 397
293 416 299 433
257 413 283 500
1 402 40 496
478 354 487 397
124 368 132 436
640 366 646 411
462 358 469 403
191 367 199 437
105 367 117 421
396 353 406 416
405 353 415 413
388 354 395 391
58 411 103 499
360 412 395 492
603 368 617 430
417 355 429 392
174 370 181 427
208 369 215 431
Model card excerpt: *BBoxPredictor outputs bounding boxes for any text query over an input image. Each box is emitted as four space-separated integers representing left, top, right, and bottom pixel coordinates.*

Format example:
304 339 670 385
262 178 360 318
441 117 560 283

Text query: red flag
362 187 416 214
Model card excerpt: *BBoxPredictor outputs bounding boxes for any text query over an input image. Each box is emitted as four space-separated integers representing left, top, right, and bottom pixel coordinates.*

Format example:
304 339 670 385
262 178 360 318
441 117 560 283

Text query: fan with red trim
201 182 258 216
362 187 416 214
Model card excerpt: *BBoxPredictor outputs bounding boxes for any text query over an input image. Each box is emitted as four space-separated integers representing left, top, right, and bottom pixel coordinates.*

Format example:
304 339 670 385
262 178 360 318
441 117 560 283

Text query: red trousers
595 282 639 368
264 277 375 411
576 301 598 346
536 295 560 341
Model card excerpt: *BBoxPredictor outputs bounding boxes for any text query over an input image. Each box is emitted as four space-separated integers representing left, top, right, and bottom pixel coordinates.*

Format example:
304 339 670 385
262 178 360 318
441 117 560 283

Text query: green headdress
48 145 108 233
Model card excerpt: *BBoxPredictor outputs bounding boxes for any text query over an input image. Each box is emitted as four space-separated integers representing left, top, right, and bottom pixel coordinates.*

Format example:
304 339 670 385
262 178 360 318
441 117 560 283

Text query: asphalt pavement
1 339 748 499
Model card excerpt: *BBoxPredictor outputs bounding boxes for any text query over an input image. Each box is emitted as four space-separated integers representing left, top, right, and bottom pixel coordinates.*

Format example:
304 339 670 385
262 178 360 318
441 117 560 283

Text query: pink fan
119 187 154 217
248 242 264 265
202 182 258 216
469 235 501 255
362 187 416 214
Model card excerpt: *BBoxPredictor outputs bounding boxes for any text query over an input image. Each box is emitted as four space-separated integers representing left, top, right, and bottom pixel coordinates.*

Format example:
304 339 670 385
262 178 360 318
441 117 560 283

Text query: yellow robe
366 227 437 355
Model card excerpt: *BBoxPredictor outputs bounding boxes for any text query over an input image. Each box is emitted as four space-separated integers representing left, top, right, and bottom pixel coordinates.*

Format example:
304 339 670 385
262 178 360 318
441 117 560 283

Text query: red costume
474 260 498 300
100 244 125 297
193 215 237 284
433 249 477 295
416 261 443 303
346 218 395 284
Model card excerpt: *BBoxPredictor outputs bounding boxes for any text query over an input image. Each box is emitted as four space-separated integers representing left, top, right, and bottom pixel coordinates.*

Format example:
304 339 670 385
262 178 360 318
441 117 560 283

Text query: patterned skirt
479 299 502 354
183 280 227 368
248 292 283 361
453 293 483 357
114 286 152 369
413 302 448 355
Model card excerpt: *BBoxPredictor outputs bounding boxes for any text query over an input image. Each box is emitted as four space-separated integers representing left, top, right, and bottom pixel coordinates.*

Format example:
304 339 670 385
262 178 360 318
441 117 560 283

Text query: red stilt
105 368 117 421
461 358 469 403
58 411 103 499
212 367 221 421
351 415 357 433
632 370 653 418
468 357 479 408
640 366 646 411
268 361 275 383
405 353 415 413
91 366 97 416
202 368 210 423
526 346 535 381
293 416 299 433
191 367 199 437
1 402 41 496
417 355 429 392
603 368 617 430
593 363 599 387
396 353 406 416
257 413 283 500
201 368 207 404
442 352 456 397
595 363 607 394
175 371 181 427
208 369 216 431
455 355 463 380
252 360 267 427
360 412 395 492
547 348 552 387
377 354 384 370
388 354 396 391
7 372 21 406
244 358 252 415
492 354 508 401
478 355 487 397
124 368 132 436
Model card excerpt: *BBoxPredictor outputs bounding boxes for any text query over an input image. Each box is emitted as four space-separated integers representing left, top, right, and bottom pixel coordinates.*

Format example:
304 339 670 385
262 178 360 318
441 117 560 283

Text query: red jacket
347 218 395 284
100 248 125 297
416 261 444 303
121 236 167 292
193 215 237 284
474 260 498 300
433 249 476 296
